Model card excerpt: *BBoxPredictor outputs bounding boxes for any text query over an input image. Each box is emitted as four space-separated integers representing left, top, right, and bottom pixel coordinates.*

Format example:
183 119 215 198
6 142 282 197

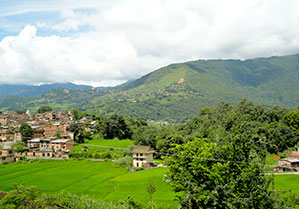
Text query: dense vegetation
1 54 299 122
132 99 298 157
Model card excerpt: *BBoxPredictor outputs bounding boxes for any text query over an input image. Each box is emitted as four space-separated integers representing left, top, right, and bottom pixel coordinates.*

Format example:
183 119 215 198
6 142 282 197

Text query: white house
132 146 155 169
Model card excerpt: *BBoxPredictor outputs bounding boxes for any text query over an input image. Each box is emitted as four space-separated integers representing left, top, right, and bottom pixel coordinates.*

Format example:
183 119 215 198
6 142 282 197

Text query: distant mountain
0 83 92 98
0 54 299 122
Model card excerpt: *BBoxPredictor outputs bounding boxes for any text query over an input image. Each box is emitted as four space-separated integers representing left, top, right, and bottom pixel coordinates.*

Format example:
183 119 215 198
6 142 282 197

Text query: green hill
95 54 299 122
1 54 299 122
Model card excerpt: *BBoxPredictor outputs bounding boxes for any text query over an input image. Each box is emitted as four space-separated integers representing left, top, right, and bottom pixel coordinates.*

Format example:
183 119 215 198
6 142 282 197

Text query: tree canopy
20 123 33 142
37 105 53 113
166 138 275 208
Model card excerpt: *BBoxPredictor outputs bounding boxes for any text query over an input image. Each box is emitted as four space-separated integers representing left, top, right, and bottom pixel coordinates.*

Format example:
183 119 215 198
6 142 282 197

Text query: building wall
66 141 73 152
132 153 154 168
0 155 14 164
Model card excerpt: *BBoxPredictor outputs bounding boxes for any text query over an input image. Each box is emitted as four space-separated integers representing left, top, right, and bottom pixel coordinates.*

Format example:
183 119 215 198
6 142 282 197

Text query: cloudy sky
0 0 299 86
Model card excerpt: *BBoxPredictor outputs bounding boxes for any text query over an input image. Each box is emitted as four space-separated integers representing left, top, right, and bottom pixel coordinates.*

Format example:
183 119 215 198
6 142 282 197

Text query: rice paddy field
272 175 299 194
0 159 299 208
73 134 134 151
0 160 177 207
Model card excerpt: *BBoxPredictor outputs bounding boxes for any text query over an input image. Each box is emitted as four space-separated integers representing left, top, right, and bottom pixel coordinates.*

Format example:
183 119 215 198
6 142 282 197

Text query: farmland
73 134 134 151
273 175 299 194
0 160 177 207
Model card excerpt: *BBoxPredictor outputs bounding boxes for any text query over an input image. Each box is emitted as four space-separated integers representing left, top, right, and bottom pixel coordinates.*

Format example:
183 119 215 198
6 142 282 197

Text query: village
0 109 298 173
0 109 85 163
0 109 159 170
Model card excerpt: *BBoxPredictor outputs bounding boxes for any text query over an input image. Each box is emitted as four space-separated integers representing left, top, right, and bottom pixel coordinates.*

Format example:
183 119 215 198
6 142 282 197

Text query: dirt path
265 172 299 175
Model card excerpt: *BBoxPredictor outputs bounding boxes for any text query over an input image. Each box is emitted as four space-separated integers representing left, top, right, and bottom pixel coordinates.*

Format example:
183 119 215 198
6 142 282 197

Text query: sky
0 0 299 87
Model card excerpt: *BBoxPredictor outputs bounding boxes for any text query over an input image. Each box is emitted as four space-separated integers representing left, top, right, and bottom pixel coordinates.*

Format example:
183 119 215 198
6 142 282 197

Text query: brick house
51 139 73 152
0 149 14 164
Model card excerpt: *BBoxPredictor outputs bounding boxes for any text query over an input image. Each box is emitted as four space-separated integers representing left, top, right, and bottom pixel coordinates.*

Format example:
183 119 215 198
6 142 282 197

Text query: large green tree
101 114 131 139
37 105 53 113
20 123 34 142
166 138 275 209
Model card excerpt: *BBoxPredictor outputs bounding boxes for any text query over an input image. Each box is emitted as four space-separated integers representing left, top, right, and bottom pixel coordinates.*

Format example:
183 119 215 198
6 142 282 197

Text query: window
140 154 143 156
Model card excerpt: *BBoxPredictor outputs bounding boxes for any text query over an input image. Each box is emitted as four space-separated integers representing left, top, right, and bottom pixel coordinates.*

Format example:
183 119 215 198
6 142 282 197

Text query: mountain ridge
0 54 299 122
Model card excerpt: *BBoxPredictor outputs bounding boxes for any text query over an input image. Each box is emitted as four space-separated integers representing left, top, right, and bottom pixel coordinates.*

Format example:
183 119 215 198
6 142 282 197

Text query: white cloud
1 0 299 86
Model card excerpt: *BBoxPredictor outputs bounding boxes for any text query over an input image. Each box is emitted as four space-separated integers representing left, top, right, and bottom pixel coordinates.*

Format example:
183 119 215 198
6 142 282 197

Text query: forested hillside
1 54 299 122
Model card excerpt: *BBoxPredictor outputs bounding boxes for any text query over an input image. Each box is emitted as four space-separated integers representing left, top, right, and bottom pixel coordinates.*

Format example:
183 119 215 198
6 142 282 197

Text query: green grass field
73 134 134 151
1 159 298 208
0 160 177 207
273 175 299 194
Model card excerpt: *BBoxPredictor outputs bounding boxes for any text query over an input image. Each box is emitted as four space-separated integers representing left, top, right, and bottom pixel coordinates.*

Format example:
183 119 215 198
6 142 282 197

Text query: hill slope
0 83 92 98
95 54 299 121
1 54 299 122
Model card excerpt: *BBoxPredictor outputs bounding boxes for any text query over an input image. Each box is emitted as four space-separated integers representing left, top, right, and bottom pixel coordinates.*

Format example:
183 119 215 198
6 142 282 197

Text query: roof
131 146 155 154
51 139 71 143
28 138 41 143
280 158 299 163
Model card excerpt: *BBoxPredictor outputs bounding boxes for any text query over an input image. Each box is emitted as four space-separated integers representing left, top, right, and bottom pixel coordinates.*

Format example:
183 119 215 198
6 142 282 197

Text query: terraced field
0 160 177 207
73 135 134 151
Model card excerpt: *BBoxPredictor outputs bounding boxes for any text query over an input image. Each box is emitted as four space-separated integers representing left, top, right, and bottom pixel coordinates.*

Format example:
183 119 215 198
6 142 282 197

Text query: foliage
114 156 133 168
12 142 25 153
0 183 41 208
166 138 276 209
147 179 157 204
53 131 61 138
37 105 53 113
68 151 114 159
16 110 26 114
182 99 298 154
69 123 91 143
284 108 299 135
0 183 134 209
20 123 33 142
101 114 132 139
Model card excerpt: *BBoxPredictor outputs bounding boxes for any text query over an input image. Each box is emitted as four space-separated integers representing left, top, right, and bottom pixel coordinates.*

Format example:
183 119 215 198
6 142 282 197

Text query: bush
114 156 133 168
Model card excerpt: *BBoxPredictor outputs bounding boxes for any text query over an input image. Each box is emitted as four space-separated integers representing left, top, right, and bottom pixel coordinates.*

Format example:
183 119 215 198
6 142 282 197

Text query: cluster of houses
274 147 299 172
0 110 98 164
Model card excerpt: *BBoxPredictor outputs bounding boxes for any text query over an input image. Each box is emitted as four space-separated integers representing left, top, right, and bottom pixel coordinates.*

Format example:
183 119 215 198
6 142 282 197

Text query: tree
12 142 25 153
16 110 26 114
53 131 61 139
20 123 33 142
166 138 276 209
71 109 80 121
37 105 52 113
147 179 156 206
0 184 40 208
284 108 299 135
101 114 131 139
